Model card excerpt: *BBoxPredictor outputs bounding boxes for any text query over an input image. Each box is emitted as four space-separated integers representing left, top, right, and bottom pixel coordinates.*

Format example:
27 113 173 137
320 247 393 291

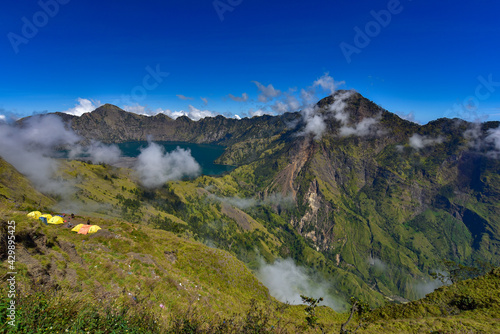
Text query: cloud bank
0 114 80 195
0 114 125 195
257 258 342 311
69 141 122 164
134 142 201 188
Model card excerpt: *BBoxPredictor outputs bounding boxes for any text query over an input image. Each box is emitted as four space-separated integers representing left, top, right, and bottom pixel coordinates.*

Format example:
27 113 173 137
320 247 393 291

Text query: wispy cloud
484 126 500 158
176 94 194 101
122 104 150 115
208 193 294 210
69 140 122 164
313 72 345 94
252 81 281 102
249 109 272 117
408 134 444 150
0 114 79 195
228 93 249 102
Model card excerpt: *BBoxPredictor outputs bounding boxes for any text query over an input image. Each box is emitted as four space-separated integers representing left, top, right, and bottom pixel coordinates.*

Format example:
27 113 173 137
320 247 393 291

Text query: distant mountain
50 103 300 146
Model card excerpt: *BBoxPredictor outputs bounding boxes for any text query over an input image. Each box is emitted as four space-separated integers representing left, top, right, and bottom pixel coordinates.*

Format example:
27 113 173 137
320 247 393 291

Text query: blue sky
1 0 500 123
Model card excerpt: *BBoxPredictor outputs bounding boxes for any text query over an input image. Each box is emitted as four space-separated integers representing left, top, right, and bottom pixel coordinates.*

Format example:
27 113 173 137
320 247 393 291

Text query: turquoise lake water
117 141 235 176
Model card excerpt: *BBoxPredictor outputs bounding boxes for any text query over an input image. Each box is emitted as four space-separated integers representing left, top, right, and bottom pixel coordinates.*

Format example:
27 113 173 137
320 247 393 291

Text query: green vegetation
2 92 500 332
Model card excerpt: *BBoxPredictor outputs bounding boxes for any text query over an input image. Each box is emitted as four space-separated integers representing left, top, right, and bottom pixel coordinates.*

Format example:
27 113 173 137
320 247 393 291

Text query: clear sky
1 0 499 123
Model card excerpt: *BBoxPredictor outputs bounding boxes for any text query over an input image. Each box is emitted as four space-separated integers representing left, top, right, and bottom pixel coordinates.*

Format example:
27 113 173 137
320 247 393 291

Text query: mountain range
6 90 500 313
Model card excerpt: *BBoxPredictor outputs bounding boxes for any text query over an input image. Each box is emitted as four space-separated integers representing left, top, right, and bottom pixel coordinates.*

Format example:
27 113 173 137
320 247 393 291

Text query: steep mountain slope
0 157 54 211
222 91 500 302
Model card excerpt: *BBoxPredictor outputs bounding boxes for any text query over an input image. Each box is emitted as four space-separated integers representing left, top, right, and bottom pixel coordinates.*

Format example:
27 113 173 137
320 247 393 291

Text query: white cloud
300 88 316 104
329 91 382 137
228 93 249 102
408 134 444 149
252 81 281 102
156 109 188 119
396 111 419 124
272 101 289 113
0 115 5 123
250 109 272 117
187 105 215 121
0 113 125 195
339 117 380 137
176 94 194 101
302 113 327 140
234 114 241 120
298 91 352 139
152 106 215 121
485 126 500 158
201 97 208 105
122 104 149 115
134 142 201 188
69 140 122 164
62 98 101 116
271 95 301 113
297 90 382 139
257 258 342 311
0 114 80 195
313 73 344 94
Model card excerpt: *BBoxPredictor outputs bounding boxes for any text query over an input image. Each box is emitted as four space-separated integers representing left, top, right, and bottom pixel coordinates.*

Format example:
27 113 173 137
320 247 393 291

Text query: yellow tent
71 224 101 235
40 214 53 220
88 225 101 234
27 211 42 219
71 224 84 232
48 216 64 225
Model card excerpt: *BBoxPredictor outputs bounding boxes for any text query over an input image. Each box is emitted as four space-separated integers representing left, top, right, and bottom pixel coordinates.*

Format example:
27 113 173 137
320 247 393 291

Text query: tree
340 297 370 334
300 295 324 333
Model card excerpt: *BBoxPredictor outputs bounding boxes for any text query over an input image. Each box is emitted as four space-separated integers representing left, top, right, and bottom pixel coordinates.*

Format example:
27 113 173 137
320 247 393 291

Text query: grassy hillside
0 210 344 333
360 267 500 333
0 158 54 212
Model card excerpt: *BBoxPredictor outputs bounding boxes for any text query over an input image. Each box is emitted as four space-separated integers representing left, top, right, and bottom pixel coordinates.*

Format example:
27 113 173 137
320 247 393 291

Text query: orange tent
78 225 92 235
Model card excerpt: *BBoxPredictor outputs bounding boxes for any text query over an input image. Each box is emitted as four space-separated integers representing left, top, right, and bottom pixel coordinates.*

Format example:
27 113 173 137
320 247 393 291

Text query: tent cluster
27 211 101 235
27 211 64 225
71 224 101 235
